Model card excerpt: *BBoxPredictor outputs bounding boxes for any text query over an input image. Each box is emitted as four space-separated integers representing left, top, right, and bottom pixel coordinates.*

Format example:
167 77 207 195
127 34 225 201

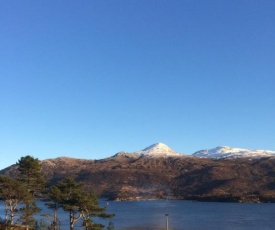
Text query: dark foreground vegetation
0 156 114 230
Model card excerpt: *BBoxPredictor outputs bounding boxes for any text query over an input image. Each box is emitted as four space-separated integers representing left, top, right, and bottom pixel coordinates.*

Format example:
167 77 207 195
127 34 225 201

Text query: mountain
112 143 183 159
113 143 275 160
193 146 275 159
2 143 275 203
139 143 183 157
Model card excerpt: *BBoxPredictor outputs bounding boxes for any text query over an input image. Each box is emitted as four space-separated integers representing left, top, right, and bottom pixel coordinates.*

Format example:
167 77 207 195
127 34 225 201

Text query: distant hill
2 143 275 202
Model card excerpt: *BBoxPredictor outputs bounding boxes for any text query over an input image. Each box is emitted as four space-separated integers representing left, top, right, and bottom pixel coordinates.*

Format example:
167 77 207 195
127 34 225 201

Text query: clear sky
0 0 274 170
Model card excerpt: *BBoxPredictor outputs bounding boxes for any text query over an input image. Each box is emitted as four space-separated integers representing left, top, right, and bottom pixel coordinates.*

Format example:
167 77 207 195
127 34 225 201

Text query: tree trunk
53 205 57 230
4 201 8 223
11 209 14 225
10 201 15 225
70 211 74 230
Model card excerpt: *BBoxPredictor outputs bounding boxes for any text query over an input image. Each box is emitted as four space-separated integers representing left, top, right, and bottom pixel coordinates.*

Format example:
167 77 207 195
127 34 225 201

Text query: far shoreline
106 195 275 204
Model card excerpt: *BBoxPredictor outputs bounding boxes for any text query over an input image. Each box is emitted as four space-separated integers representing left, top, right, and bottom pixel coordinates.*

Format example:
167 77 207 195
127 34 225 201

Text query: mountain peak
142 143 171 151
140 143 182 157
111 143 183 159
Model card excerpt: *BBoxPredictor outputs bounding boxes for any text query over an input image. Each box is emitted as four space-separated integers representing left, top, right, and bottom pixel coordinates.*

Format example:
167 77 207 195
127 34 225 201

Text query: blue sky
0 0 274 170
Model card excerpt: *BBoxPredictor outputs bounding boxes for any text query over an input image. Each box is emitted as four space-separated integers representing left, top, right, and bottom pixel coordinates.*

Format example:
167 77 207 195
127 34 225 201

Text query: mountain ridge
111 143 275 160
2 145 275 203
193 146 275 159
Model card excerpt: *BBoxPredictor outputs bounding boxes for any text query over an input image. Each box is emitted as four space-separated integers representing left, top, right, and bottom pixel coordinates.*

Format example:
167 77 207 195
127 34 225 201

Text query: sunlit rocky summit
2 143 275 203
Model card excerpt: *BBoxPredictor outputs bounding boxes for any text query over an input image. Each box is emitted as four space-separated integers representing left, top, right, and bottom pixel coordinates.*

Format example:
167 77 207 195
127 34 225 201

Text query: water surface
1 200 275 229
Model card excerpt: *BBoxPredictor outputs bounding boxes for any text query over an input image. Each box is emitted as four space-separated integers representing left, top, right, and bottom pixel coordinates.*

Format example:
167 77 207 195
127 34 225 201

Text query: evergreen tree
46 185 63 230
0 175 31 224
78 190 114 230
18 201 40 227
16 155 46 227
17 155 46 196
49 177 114 230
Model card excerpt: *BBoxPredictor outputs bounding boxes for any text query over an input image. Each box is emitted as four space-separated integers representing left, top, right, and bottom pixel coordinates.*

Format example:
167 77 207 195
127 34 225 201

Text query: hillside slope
2 154 275 202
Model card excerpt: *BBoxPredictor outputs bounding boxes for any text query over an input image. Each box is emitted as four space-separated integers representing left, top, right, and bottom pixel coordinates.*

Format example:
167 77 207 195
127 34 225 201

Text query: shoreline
107 195 275 203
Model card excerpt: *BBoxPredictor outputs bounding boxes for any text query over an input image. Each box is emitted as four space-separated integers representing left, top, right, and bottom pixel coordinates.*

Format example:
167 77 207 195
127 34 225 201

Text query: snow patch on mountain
137 143 182 157
113 143 183 158
193 146 275 159
113 143 275 160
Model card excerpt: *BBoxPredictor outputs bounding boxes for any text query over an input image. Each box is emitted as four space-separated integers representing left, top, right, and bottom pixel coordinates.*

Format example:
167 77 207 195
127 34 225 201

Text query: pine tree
16 155 46 227
17 155 46 196
49 177 84 230
49 177 114 230
0 175 31 225
46 185 63 230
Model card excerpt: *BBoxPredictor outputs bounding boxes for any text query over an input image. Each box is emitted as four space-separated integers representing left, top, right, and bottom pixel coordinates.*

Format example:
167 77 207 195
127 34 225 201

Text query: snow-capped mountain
114 143 183 158
138 143 182 157
113 143 275 160
193 146 275 159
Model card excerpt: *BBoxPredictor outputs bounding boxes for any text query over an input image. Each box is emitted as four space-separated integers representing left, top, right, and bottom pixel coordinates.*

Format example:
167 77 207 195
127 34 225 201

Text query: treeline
0 156 115 230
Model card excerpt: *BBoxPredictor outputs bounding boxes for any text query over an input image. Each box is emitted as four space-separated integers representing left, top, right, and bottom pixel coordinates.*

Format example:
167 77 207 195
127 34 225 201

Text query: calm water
1 200 275 230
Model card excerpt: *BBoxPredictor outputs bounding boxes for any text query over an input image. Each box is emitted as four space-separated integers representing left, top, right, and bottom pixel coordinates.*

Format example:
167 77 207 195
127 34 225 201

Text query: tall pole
165 213 169 230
